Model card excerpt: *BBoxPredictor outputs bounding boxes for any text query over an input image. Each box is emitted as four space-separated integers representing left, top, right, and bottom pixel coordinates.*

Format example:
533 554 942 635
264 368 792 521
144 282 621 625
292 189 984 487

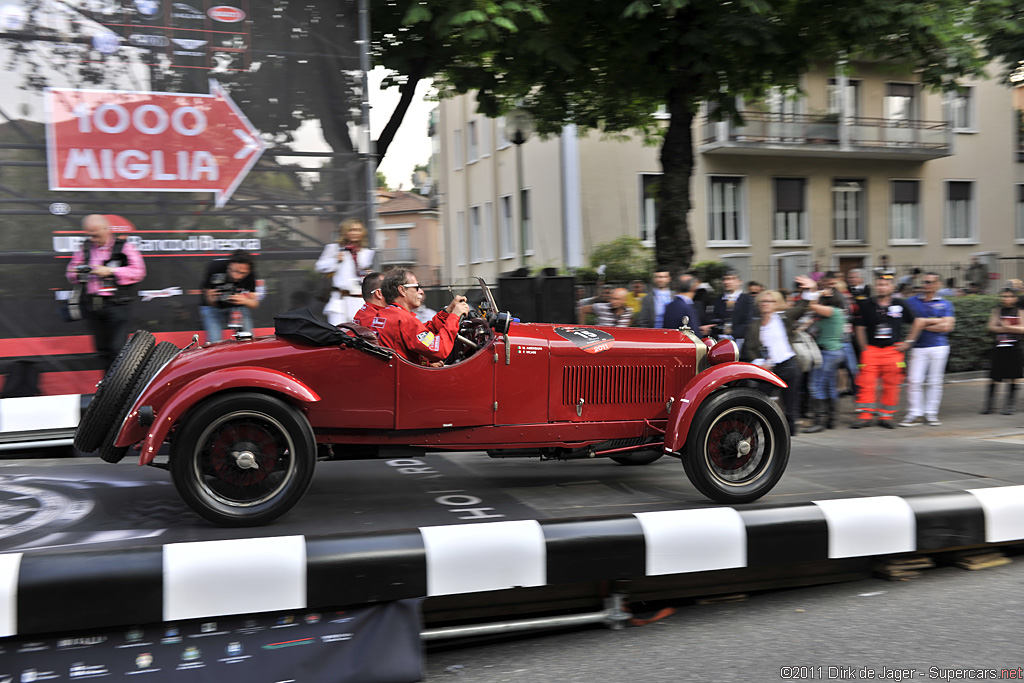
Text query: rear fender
662 363 786 454
123 366 320 465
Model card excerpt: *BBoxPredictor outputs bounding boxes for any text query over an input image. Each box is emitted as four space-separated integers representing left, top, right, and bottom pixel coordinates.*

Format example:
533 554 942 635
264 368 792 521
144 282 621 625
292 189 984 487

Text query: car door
394 343 495 430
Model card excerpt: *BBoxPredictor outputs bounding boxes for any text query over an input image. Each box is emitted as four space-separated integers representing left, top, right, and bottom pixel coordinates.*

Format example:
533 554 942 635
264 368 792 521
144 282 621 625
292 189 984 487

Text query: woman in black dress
982 288 1024 415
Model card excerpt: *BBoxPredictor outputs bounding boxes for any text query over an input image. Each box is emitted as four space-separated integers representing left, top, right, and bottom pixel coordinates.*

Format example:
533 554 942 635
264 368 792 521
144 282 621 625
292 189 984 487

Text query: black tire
73 330 156 453
97 342 180 464
681 387 790 504
169 392 316 527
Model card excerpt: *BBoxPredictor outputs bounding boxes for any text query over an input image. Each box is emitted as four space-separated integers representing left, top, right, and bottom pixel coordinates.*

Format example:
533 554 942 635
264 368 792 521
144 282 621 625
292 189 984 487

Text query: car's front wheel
681 387 789 504
170 392 316 527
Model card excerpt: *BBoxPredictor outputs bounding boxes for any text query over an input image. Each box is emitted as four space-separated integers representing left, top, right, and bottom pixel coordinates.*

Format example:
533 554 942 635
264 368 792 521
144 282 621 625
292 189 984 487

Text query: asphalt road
423 556 1024 682
0 378 1022 554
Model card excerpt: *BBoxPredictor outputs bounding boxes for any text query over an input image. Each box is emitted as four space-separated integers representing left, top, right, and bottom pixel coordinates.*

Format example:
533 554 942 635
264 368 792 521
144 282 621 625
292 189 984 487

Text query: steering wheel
447 317 490 364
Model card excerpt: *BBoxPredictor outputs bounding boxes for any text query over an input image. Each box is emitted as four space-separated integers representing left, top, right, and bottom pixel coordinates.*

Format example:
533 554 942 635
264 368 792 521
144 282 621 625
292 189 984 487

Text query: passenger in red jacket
352 271 387 329
373 268 470 365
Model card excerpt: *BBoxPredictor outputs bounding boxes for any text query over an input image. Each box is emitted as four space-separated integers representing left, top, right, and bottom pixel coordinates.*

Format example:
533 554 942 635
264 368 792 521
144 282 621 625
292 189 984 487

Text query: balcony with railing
700 112 952 161
378 247 418 265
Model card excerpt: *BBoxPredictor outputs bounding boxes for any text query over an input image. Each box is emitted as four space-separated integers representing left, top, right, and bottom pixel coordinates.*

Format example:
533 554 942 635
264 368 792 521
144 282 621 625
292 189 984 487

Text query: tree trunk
376 59 428 165
657 86 695 273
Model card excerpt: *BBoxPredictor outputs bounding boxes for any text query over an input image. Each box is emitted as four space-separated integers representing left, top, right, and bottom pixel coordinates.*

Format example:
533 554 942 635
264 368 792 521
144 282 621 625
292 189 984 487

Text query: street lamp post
504 110 535 270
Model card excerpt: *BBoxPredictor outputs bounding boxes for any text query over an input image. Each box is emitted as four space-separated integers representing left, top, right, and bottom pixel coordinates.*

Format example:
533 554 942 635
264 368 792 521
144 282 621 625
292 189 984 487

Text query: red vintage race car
74 278 790 527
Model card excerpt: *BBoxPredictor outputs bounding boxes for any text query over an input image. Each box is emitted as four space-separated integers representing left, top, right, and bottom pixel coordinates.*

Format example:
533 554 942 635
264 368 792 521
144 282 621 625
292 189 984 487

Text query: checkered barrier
0 395 84 437
2 486 1023 638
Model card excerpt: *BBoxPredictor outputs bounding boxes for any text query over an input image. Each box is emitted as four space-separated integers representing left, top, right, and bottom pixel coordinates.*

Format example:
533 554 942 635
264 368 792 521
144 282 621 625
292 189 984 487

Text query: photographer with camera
199 250 259 343
65 214 146 366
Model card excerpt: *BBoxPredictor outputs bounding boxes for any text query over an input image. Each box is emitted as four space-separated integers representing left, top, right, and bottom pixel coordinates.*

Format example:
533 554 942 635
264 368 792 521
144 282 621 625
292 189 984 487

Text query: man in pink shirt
66 214 146 365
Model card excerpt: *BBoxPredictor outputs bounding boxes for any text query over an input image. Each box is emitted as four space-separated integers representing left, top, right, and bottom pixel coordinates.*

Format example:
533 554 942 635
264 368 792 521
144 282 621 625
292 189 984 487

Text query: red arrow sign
45 80 266 208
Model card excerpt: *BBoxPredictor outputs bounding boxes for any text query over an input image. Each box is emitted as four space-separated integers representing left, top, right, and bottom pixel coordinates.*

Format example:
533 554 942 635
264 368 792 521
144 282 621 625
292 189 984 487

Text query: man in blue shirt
899 272 956 426
663 275 714 335
634 269 673 328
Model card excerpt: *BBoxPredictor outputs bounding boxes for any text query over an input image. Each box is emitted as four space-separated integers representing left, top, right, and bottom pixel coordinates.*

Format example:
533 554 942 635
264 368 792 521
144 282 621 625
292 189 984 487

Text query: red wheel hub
707 417 758 471
207 423 279 486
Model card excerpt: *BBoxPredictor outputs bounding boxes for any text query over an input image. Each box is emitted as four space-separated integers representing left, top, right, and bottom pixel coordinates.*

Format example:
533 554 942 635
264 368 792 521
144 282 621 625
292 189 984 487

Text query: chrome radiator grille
562 365 665 405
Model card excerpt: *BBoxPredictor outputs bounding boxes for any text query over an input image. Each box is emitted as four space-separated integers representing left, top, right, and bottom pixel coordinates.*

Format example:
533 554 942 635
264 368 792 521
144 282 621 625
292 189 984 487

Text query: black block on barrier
497 277 537 322
536 275 576 324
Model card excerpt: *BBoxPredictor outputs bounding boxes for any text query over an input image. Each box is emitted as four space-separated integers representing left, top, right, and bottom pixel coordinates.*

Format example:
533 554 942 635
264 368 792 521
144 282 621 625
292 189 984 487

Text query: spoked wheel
682 387 789 504
170 392 315 527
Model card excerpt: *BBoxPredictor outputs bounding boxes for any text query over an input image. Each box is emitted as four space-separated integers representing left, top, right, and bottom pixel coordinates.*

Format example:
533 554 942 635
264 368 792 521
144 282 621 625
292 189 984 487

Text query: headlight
708 339 739 365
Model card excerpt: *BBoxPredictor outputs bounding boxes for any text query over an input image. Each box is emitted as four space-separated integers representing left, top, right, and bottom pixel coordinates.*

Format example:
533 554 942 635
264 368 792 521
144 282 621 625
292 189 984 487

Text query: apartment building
437 61 1024 288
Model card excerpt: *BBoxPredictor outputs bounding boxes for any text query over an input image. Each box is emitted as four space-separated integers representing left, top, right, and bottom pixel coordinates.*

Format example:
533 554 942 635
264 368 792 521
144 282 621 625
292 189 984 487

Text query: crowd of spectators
576 260 1024 435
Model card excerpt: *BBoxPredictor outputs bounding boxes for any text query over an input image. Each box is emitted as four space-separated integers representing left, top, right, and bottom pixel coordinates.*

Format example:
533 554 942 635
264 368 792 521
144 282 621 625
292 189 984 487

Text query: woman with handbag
741 275 819 435
315 218 375 325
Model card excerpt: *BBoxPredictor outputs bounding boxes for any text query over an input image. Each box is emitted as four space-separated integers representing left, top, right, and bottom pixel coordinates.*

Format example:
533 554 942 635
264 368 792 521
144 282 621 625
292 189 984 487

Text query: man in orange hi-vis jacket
373 268 470 366
851 274 917 428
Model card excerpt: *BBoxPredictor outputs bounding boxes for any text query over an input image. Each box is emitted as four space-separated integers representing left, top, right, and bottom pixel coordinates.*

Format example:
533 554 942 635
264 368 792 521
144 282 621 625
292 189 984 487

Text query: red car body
86 283 791 526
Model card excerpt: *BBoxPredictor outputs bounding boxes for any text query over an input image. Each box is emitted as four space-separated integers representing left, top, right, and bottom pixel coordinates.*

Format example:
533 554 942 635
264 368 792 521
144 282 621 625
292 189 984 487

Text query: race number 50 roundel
553 327 615 354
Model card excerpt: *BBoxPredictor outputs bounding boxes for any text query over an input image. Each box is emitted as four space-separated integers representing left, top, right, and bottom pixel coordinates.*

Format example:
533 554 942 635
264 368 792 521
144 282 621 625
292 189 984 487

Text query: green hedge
947 294 997 373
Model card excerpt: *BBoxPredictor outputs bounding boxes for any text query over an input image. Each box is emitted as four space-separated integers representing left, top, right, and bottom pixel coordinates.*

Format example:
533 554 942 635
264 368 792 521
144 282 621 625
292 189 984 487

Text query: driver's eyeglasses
401 283 422 290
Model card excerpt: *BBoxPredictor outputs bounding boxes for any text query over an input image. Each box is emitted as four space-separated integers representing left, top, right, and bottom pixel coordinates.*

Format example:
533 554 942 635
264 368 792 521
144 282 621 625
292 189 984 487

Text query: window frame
466 120 479 164
831 178 866 244
706 174 749 247
943 180 978 245
469 205 483 263
946 85 977 134
884 82 917 124
888 178 923 245
771 177 809 245
499 194 515 258
638 172 661 247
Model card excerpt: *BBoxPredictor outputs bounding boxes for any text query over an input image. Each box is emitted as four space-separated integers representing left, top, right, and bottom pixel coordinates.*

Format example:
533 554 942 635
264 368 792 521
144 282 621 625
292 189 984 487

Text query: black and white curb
0 395 85 450
1 486 1022 638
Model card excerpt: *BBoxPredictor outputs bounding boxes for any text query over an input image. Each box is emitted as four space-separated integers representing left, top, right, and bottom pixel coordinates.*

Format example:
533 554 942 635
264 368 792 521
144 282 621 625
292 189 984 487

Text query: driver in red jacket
373 268 470 366
352 271 387 329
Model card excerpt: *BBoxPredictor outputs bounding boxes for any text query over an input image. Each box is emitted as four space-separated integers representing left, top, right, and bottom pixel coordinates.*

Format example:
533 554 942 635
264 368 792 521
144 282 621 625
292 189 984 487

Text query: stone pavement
796 373 1024 443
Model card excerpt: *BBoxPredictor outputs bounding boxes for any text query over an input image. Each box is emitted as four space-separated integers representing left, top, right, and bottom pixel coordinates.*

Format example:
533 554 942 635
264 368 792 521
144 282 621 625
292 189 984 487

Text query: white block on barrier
0 553 21 638
420 520 546 596
968 486 1024 543
163 536 306 621
0 395 80 433
634 508 746 576
814 496 915 558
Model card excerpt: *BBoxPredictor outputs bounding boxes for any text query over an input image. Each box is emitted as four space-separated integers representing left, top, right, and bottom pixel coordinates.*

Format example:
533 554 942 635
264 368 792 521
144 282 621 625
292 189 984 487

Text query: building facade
436 61 1024 288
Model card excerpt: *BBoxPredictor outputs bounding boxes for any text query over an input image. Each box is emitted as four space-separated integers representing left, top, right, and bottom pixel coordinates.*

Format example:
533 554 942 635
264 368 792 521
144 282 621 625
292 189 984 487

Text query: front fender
663 362 786 454
121 366 321 465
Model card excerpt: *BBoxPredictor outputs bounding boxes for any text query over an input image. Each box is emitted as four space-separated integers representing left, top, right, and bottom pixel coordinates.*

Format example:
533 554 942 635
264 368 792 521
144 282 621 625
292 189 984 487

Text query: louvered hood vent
562 365 665 405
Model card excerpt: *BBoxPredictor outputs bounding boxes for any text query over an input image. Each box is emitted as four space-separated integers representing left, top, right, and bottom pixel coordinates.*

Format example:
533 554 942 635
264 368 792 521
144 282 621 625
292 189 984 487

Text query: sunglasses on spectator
923 279 940 284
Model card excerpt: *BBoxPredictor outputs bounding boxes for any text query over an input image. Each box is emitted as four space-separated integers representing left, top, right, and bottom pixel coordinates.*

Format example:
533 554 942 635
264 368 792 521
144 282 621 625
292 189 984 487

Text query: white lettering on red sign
46 81 265 207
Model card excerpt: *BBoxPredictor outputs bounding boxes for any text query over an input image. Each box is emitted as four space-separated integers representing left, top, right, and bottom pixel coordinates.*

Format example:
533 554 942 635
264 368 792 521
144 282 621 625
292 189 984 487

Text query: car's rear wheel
170 392 316 527
98 341 180 464
74 330 155 453
681 387 789 504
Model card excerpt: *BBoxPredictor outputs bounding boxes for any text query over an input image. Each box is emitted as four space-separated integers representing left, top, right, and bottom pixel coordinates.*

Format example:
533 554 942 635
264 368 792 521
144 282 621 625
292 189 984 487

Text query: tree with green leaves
432 0 989 271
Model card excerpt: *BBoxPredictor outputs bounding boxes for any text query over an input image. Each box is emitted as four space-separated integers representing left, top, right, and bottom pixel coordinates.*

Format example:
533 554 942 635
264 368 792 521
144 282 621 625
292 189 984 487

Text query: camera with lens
209 272 240 308
74 264 93 283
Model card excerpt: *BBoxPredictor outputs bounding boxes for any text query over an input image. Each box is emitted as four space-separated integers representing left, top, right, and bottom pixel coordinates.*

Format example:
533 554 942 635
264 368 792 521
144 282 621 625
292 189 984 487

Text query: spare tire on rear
98 341 180 463
73 330 155 453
